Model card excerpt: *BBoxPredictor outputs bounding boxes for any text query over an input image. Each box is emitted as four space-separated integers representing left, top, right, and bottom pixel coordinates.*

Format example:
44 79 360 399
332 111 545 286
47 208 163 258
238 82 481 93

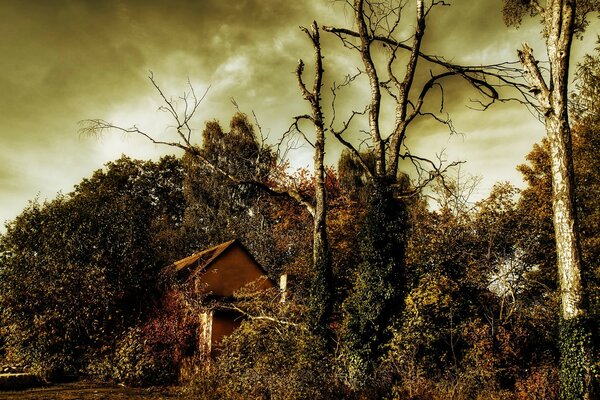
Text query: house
170 239 278 356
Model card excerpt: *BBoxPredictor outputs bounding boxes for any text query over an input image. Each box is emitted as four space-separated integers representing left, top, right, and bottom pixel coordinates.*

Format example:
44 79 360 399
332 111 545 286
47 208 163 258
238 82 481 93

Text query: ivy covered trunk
546 113 593 400
296 21 333 336
341 183 407 388
309 118 333 335
545 4 593 396
516 1 594 397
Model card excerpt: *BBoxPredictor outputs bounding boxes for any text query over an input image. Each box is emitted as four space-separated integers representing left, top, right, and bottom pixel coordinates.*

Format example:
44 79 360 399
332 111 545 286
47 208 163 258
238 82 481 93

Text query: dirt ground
0 381 183 400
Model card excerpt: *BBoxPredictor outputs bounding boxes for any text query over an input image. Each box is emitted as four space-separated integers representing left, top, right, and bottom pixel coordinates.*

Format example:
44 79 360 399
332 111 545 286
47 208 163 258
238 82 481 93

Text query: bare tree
80 74 316 214
292 21 333 335
323 0 521 194
317 0 547 388
502 1 598 398
320 0 510 386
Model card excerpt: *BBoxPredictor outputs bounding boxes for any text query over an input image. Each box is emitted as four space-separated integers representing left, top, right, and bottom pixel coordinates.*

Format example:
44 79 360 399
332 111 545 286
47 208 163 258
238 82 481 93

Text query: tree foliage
0 156 184 379
502 0 600 35
340 184 408 388
180 113 278 271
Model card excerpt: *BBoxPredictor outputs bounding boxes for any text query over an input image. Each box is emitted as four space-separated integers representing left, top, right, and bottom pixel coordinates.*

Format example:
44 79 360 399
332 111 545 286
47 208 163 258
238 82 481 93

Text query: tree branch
80 75 317 217
517 43 552 115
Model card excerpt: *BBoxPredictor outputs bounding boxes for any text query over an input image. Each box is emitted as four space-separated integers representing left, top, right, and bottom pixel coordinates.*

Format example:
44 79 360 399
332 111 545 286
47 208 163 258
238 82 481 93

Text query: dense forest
1 1 599 399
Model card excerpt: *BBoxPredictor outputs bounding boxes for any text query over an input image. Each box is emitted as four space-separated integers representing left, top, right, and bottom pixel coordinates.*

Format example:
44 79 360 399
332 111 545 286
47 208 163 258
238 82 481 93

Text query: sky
1 1 598 229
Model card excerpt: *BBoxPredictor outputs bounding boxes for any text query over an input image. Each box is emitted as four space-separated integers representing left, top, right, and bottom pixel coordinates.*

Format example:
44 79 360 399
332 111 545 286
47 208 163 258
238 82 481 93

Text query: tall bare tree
293 21 333 334
502 1 598 398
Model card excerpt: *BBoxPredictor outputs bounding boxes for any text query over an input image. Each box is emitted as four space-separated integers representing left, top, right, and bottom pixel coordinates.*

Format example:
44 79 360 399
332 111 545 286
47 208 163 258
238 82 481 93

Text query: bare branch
78 119 190 151
322 24 529 95
285 115 316 148
219 303 302 328
328 68 373 179
517 43 552 115
395 150 465 199
80 74 317 217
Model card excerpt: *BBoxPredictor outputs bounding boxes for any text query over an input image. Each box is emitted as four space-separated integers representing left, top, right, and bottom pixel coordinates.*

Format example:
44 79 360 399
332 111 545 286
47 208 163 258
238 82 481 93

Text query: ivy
341 184 408 388
558 317 595 400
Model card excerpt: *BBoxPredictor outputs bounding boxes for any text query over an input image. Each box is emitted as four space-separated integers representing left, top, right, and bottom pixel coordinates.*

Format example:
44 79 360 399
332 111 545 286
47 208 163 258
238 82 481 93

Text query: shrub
187 317 339 400
515 365 559 400
81 289 198 387
109 326 177 386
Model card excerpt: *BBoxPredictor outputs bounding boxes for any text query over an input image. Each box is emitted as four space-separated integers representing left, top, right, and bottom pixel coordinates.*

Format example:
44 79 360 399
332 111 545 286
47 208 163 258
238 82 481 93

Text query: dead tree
320 0 529 387
323 0 521 194
292 21 333 335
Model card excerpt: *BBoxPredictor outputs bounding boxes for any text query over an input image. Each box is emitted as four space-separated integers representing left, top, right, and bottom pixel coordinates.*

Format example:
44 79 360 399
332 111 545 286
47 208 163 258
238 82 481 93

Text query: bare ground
0 381 183 400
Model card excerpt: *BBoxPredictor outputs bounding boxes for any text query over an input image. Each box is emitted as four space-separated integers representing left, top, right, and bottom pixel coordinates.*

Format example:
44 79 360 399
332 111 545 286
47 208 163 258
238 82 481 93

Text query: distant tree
181 113 278 270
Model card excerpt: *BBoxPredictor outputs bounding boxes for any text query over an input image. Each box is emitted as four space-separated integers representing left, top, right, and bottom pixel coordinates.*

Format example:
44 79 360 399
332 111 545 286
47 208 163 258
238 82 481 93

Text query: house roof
172 239 238 278
169 239 277 299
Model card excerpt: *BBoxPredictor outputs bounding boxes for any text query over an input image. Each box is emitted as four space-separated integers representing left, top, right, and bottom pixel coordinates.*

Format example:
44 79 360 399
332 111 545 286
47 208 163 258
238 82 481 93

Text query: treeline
0 105 597 398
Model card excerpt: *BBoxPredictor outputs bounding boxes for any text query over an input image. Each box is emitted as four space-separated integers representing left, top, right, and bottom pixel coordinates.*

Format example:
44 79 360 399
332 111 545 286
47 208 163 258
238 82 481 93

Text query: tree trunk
355 0 385 178
311 113 333 334
546 115 584 320
517 1 593 397
296 21 333 335
547 113 592 400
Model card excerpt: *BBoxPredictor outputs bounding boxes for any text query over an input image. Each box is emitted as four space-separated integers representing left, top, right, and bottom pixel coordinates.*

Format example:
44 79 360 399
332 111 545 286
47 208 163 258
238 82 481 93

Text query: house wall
196 244 275 297
174 242 277 359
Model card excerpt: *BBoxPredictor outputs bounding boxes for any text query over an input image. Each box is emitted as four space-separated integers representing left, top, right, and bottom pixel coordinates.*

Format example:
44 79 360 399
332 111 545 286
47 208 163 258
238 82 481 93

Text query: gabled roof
172 239 238 279
170 238 276 299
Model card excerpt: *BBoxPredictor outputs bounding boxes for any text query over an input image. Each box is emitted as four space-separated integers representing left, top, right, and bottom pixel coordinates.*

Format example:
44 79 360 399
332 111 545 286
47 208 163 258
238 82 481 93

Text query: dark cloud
0 0 330 227
0 1 598 227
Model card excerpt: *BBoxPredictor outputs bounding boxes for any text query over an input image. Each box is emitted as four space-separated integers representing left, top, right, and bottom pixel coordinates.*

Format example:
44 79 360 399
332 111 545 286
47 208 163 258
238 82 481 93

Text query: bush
187 317 339 400
515 365 559 400
85 290 197 387
109 326 177 386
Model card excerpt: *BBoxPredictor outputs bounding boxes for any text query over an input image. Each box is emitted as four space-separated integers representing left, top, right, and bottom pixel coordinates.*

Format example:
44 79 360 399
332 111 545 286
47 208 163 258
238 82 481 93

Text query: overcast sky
1 1 598 228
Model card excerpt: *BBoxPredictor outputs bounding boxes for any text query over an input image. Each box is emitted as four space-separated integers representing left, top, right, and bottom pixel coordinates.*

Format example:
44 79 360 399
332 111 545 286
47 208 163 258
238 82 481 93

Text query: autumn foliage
0 107 598 398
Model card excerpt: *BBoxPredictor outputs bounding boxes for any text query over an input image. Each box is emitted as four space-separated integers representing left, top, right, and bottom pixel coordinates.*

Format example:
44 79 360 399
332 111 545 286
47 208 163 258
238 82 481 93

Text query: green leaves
558 317 595 400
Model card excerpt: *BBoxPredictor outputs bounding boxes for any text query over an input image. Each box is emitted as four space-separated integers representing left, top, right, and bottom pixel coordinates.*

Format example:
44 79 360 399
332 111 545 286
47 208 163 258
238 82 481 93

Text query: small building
170 239 277 356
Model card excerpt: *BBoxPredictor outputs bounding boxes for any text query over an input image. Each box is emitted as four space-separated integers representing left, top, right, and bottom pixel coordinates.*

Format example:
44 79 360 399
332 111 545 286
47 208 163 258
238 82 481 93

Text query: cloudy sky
1 1 598 228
